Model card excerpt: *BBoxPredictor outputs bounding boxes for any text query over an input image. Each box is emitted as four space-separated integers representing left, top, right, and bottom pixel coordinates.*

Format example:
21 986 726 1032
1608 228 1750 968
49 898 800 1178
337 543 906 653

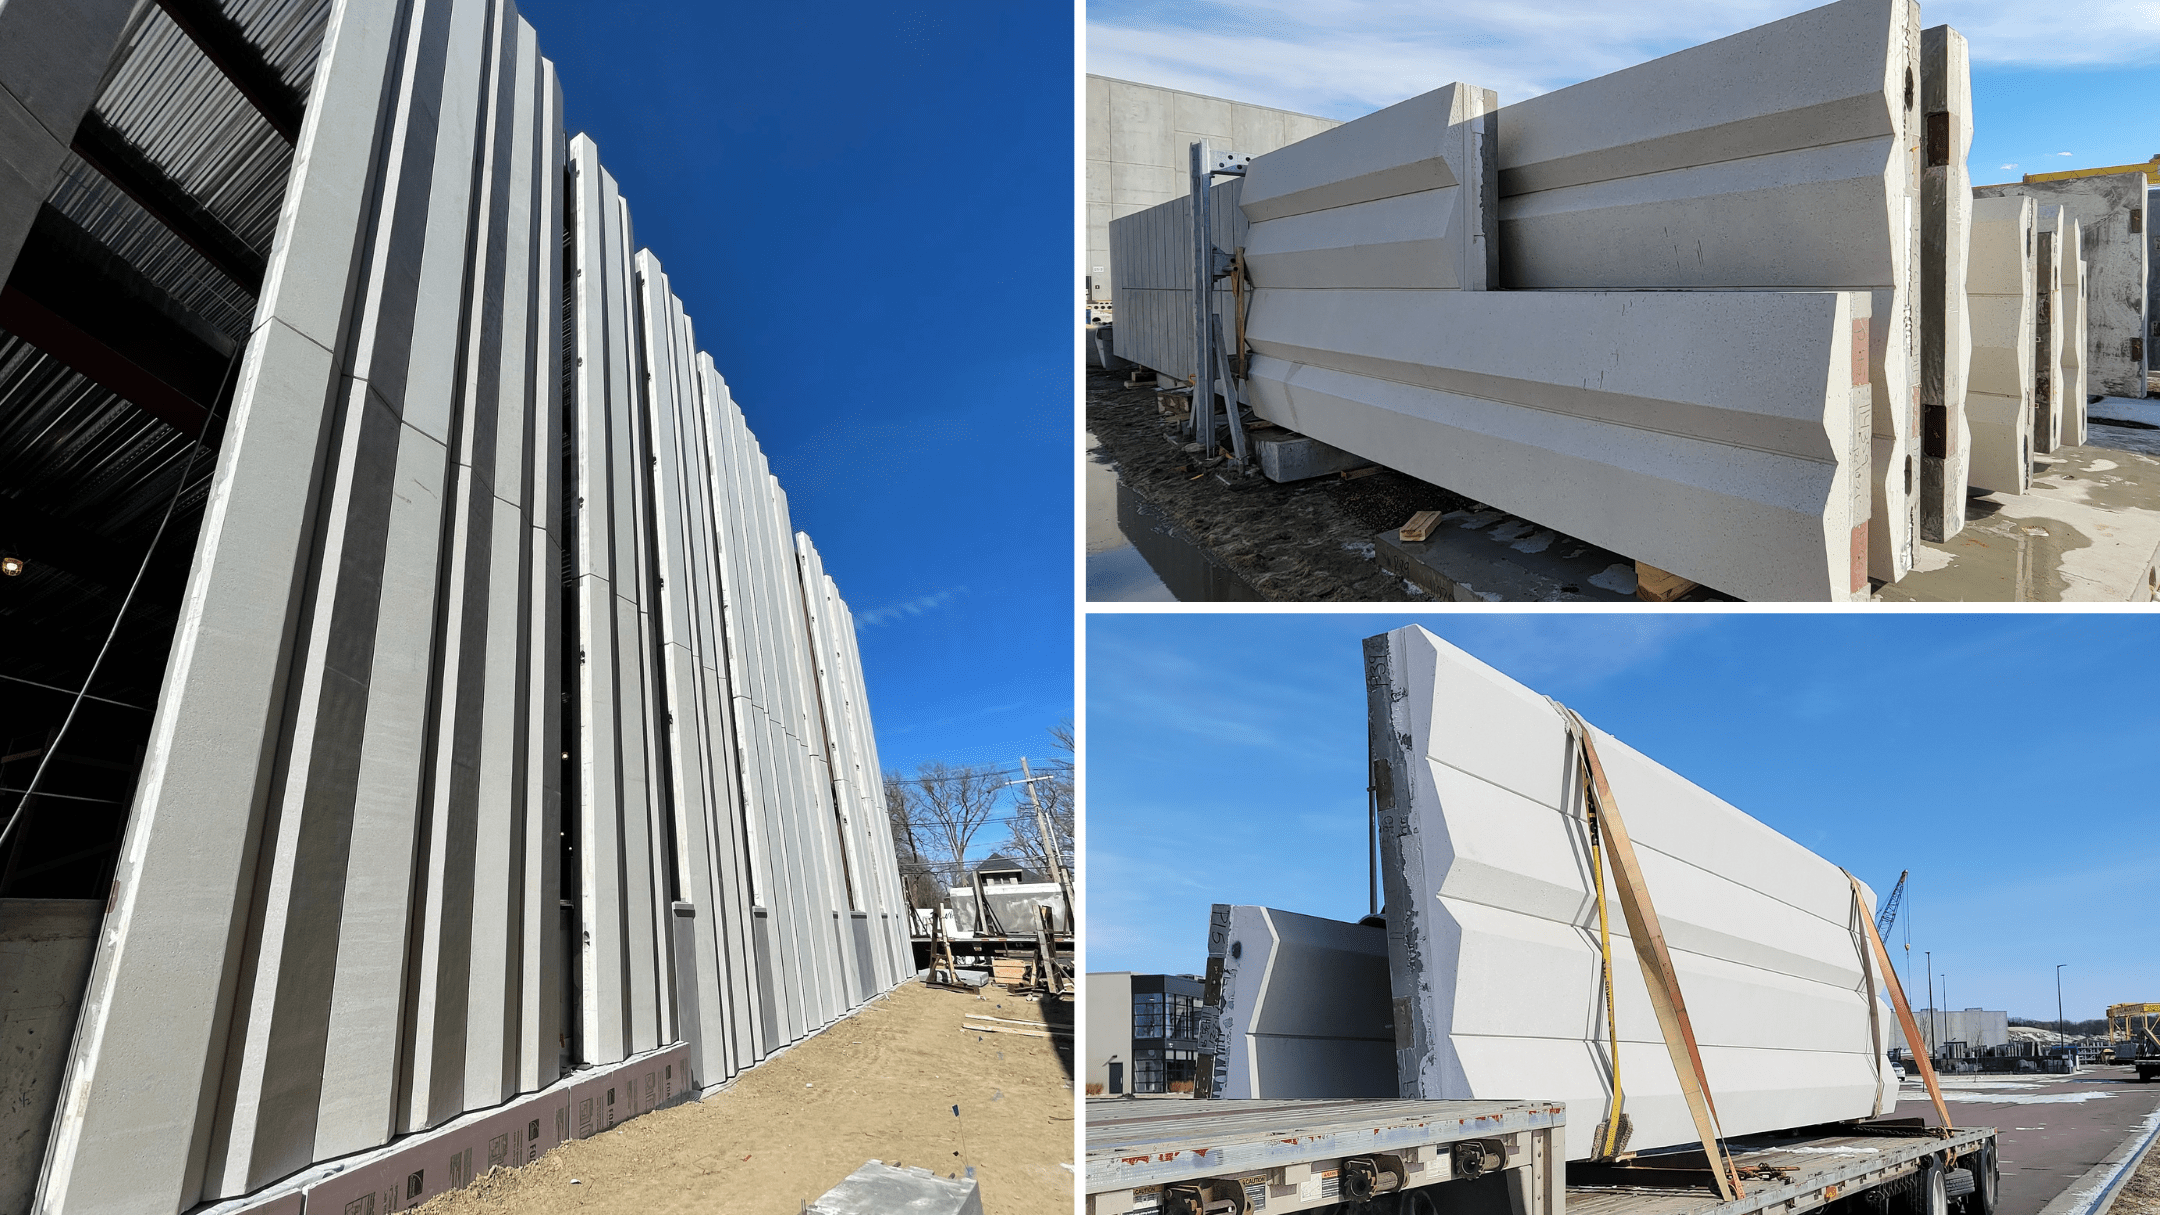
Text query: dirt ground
417 979 1075 1215
2113 1139 2160 1215
1088 364 1460 600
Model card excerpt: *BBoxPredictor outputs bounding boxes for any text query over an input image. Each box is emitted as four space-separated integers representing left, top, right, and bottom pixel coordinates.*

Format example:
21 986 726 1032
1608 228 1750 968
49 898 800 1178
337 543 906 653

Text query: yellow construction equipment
2108 1002 2160 1047
2024 156 2160 186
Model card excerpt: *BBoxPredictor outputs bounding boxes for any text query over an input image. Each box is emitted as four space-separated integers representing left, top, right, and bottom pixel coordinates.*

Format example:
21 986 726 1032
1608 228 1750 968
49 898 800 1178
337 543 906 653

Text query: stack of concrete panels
1204 904 1396 1100
31 2 910 1210
2059 220 2090 445
1919 25 1973 541
2034 206 2066 451
1106 177 1246 399
1967 196 2036 492
1975 171 2151 397
1363 625 1898 1162
1491 0 1926 584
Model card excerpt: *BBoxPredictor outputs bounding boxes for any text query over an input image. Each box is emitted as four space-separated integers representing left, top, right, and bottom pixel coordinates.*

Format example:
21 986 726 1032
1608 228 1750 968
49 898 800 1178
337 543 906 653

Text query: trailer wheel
1906 1156 1947 1215
1968 1143 1999 1215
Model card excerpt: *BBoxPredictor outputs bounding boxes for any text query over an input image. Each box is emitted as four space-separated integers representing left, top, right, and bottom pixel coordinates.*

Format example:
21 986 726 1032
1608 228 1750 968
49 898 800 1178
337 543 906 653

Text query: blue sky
517 1 1073 775
1087 613 2160 1024
1088 1 2160 178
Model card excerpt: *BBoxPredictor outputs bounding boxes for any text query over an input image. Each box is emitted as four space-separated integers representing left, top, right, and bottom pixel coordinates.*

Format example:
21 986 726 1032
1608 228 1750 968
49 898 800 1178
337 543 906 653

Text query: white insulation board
1363 625 1898 1161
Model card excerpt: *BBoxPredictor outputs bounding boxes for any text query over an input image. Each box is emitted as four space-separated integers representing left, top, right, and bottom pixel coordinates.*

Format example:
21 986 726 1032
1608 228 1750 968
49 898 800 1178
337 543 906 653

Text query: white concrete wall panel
1243 288 1875 601
2035 208 2066 452
1494 0 1924 584
1365 626 1897 1162
1919 25 1972 542
1974 172 2150 396
1209 906 1396 1101
2065 241 2088 445
34 1 904 1209
1967 195 2036 493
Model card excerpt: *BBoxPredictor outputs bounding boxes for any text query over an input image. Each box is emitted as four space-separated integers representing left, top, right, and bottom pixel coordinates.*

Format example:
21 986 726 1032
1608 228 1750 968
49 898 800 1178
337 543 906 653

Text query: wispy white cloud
858 585 967 627
1087 0 2160 121
2001 163 2019 170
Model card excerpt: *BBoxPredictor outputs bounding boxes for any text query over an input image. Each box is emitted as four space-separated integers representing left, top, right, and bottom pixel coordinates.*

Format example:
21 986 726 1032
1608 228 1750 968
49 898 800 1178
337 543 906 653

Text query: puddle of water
1085 432 1261 602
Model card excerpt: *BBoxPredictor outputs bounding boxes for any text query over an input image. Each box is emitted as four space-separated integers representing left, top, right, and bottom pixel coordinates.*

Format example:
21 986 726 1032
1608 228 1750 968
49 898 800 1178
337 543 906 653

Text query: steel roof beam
70 111 267 291
153 0 305 145
2 205 235 441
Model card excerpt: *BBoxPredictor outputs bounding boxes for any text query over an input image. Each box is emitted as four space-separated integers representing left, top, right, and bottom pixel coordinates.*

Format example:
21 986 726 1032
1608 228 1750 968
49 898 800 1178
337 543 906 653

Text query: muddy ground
1087 365 1464 600
416 979 1074 1215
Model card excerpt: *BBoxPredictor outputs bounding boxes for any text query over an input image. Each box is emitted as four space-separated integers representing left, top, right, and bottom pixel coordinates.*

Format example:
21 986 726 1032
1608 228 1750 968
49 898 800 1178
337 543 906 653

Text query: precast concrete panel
1974 172 2149 396
1919 25 1972 542
1967 195 2036 493
1494 0 1924 584
33 2 906 1208
2066 243 2088 445
1243 288 1875 601
2034 207 2065 452
1107 177 1246 403
1207 906 1395 1100
1365 626 1898 1161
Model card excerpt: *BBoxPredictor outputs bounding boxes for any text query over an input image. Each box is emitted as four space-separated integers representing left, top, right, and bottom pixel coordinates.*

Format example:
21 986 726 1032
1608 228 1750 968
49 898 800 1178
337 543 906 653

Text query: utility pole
2057 964 2067 1067
1009 758 1075 932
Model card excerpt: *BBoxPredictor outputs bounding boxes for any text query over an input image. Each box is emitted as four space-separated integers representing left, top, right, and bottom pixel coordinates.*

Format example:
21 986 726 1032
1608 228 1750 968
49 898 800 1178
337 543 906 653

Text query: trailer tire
1907 1156 1947 1215
1968 1143 1999 1215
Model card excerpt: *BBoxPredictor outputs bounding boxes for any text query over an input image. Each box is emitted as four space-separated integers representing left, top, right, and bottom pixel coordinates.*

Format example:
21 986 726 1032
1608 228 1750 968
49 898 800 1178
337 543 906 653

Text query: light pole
1926 951 1937 1055
2057 964 2067 1066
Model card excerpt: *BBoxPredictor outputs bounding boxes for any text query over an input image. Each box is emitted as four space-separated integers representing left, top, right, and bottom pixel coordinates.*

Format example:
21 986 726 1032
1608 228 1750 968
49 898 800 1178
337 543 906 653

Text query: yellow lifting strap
1560 704 1744 1202
1844 869 1955 1132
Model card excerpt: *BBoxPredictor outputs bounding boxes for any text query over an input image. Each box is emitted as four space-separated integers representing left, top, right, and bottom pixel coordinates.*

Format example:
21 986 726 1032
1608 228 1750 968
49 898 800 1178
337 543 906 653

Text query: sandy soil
416 979 1075 1215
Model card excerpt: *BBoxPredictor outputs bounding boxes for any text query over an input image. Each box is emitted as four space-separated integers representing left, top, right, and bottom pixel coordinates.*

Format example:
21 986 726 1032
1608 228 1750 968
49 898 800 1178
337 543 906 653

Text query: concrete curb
2034 1102 2160 1215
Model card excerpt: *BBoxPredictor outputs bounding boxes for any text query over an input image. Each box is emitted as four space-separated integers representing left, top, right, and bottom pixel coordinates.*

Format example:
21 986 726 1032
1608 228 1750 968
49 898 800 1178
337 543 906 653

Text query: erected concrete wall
32 3 908 1210
1364 626 1898 1161
0 0 141 282
1107 176 1245 390
1086 75 1337 303
2062 223 2089 444
949 881 1071 936
2035 208 2066 450
1492 0 1924 584
1967 196 2035 492
1206 905 1395 1100
1975 172 2150 396
1891 1008 2010 1051
1086 972 1136 1094
1919 25 1972 541
0 900 101 1214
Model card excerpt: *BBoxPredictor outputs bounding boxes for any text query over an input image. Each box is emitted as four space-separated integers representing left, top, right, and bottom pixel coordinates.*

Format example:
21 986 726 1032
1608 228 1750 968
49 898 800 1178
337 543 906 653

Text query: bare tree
1004 720 1074 880
884 773 943 908
892 760 1004 887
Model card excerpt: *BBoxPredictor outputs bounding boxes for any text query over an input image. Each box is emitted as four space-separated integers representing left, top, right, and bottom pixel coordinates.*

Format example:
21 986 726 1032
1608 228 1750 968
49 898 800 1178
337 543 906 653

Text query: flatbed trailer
1086 1099 1999 1215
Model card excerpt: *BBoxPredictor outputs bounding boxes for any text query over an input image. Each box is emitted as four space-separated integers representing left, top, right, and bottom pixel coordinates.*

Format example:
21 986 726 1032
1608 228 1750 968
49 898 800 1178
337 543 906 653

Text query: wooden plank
1846 870 1956 1133
1398 510 1445 543
1565 707 1743 1202
1635 561 1699 602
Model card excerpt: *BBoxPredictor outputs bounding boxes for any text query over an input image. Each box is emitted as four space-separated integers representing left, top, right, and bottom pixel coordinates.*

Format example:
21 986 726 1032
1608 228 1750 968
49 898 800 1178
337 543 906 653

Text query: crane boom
1875 869 1907 939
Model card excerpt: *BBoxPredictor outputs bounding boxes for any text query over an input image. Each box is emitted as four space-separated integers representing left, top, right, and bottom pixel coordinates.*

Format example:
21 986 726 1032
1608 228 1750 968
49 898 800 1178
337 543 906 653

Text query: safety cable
0 343 241 855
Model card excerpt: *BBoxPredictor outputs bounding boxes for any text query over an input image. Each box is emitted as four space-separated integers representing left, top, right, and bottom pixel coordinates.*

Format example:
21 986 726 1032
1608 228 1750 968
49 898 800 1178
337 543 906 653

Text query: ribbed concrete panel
2035 207 2066 452
1974 172 2150 396
1106 178 1244 394
1207 905 1395 1100
1494 0 1923 585
1243 288 1876 601
1240 83 1496 291
2063 232 2088 446
1967 195 2035 493
33 1 904 1209
1919 25 1972 542
1365 625 1897 1163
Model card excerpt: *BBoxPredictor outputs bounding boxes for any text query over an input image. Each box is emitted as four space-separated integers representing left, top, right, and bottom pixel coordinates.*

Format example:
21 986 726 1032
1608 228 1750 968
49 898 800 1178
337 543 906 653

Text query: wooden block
1340 466 1379 480
1635 561 1698 602
1398 509 1444 543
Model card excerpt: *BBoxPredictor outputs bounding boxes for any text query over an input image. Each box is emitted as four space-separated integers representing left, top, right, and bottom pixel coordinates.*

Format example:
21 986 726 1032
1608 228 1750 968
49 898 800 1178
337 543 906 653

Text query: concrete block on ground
1920 24 1973 543
1967 195 2036 493
1363 625 1899 1162
1251 427 1371 481
809 1161 985 1215
1492 0 1923 583
2036 206 2066 451
1975 172 2150 397
1206 905 1395 1100
1243 287 1875 600
1240 82 1497 290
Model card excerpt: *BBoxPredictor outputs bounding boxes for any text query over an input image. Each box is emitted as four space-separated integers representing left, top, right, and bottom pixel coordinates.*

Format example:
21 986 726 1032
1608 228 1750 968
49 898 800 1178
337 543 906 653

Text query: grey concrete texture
1108 175 1247 402
808 1160 984 1215
31 2 907 1210
0 0 139 284
1209 905 1395 1100
1967 194 2037 493
1251 428 1371 481
0 900 101 1214
1975 172 2150 397
1920 24 1973 543
1243 287 1877 601
1240 82 1498 291
1086 74 1339 300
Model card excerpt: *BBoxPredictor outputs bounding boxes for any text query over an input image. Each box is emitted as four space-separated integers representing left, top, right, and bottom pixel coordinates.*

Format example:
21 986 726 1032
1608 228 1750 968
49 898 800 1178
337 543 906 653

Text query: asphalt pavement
1894 1065 2160 1215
